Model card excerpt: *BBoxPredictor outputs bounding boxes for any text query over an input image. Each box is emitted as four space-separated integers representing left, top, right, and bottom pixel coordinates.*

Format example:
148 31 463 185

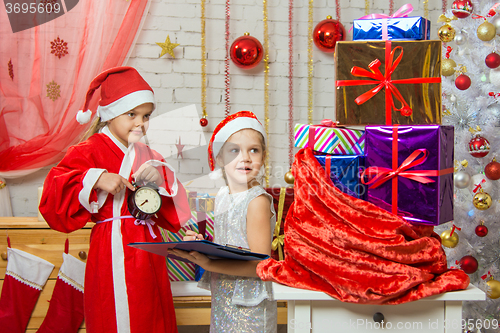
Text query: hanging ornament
440 225 460 248
451 0 473 18
438 24 456 42
46 80 61 101
468 134 490 158
454 170 471 188
491 15 500 35
475 220 488 237
455 73 471 90
490 67 500 87
50 36 68 59
470 173 493 194
200 116 208 127
200 0 208 130
485 103 500 126
485 52 500 69
487 278 500 299
175 136 185 159
156 35 180 58
284 170 295 184
230 33 264 69
459 255 478 274
485 158 500 180
312 16 346 53
442 46 456 76
473 190 492 210
454 31 467 45
442 59 456 76
477 21 496 42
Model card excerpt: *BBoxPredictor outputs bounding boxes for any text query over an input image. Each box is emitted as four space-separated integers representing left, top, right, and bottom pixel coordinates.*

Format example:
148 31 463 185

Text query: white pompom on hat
207 111 266 172
76 66 155 124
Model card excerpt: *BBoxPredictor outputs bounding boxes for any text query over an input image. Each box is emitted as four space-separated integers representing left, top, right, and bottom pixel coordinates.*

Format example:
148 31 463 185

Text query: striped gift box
294 123 365 155
160 211 214 281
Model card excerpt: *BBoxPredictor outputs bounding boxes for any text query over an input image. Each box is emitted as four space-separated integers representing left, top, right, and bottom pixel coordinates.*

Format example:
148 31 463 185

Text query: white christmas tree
436 0 500 330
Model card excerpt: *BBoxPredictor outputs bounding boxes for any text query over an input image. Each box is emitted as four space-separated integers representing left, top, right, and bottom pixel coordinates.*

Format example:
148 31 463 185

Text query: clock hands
140 199 149 206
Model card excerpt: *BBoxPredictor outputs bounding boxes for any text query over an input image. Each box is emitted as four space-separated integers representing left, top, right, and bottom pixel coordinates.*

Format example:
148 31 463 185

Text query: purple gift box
362 125 454 225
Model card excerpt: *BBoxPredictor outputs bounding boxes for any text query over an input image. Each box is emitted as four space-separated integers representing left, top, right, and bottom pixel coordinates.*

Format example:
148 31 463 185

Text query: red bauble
468 135 490 158
200 117 208 127
313 16 346 53
475 225 488 237
485 53 500 69
459 255 478 274
230 33 264 69
451 0 474 19
485 160 500 180
455 74 471 90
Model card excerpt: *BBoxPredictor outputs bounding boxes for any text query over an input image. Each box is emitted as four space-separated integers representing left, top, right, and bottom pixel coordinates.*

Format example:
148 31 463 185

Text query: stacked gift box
160 192 215 281
294 9 454 226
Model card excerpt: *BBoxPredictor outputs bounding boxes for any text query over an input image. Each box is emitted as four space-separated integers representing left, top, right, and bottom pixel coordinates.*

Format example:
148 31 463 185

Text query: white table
273 283 486 333
171 282 486 333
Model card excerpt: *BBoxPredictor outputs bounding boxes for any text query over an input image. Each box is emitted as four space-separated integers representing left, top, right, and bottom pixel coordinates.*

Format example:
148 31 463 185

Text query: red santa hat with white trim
76 66 155 124
208 111 266 177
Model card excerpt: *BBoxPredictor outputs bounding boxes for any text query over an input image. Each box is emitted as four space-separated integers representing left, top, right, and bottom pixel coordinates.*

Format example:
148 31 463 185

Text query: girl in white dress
169 111 277 332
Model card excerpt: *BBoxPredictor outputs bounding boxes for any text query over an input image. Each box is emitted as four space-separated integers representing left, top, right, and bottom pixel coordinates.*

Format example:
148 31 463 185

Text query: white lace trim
6 270 45 290
58 272 84 293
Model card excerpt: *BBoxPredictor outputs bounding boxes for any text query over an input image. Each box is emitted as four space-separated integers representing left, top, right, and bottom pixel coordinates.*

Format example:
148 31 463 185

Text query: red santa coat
40 129 191 333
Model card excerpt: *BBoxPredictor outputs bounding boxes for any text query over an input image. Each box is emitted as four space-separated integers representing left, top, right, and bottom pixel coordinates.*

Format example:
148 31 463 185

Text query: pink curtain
0 0 151 177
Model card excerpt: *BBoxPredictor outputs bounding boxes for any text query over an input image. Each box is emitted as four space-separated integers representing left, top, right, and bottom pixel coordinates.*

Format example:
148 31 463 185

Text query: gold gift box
188 192 215 212
335 40 442 125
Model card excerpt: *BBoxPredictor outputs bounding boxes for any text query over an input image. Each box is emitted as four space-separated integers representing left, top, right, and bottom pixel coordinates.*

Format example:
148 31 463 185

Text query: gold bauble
284 171 295 184
442 58 457 77
440 229 459 248
438 24 456 42
473 191 492 210
487 279 500 299
477 21 496 41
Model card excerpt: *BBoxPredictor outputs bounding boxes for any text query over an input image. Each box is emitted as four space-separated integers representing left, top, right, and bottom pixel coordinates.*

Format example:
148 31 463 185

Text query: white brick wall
8 0 442 216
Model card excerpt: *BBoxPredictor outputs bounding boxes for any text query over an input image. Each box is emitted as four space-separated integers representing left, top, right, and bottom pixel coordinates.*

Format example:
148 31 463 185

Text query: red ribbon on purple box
361 126 453 215
335 40 441 125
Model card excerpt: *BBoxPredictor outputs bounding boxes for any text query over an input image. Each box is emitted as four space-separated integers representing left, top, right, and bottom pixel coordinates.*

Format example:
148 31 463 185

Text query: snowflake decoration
46 80 61 101
50 36 68 59
8 59 13 80
443 102 477 131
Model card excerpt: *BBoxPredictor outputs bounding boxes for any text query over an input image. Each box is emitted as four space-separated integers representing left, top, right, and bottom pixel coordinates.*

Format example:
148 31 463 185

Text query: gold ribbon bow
437 14 457 23
271 187 286 261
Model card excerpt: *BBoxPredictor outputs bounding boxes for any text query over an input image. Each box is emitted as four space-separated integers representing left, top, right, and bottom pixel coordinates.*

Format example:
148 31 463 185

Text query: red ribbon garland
445 46 453 59
361 126 453 215
335 40 441 125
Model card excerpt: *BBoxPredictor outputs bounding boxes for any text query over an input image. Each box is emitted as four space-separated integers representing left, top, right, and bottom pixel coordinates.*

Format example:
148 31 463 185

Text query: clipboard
128 240 270 263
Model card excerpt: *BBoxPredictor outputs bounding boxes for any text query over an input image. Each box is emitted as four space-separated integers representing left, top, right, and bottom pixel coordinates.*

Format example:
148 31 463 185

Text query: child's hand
132 163 161 184
94 172 135 195
184 230 204 241
167 249 210 268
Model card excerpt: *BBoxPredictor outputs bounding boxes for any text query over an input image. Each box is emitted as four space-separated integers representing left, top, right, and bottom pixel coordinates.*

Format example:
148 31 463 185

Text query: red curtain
0 0 151 177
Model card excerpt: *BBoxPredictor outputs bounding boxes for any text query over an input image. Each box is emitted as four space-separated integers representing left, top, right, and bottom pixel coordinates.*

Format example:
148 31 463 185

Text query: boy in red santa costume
40 66 191 333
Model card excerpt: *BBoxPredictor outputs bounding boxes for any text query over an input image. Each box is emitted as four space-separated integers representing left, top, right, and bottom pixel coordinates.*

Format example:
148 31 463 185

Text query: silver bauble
454 32 467 45
490 67 500 87
454 170 471 189
492 15 500 35
470 173 493 194
486 103 500 127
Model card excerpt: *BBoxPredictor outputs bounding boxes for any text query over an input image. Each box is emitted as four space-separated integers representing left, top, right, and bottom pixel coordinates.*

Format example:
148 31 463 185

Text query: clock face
134 187 161 214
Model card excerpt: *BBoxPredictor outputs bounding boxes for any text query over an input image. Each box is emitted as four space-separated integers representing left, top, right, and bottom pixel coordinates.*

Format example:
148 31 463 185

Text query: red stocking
37 247 85 333
0 245 54 333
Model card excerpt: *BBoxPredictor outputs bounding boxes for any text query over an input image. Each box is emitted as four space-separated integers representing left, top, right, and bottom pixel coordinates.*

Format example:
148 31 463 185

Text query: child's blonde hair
80 117 107 142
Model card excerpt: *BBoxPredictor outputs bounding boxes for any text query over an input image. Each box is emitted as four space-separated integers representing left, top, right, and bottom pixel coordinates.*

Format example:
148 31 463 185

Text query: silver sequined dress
198 185 278 333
